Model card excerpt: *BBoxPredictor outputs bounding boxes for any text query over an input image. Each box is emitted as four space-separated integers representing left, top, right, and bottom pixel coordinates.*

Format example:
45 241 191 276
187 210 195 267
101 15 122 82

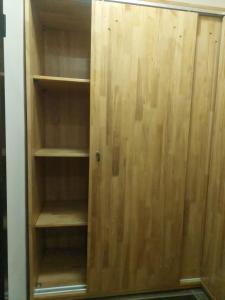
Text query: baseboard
180 278 220 300
180 278 201 287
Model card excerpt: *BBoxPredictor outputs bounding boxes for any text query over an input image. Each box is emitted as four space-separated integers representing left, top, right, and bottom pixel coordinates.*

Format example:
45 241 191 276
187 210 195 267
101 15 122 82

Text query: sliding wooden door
88 1 198 294
202 18 225 300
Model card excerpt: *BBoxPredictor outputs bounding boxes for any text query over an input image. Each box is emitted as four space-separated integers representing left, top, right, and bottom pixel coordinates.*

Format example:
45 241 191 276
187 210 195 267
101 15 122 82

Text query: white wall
3 0 27 300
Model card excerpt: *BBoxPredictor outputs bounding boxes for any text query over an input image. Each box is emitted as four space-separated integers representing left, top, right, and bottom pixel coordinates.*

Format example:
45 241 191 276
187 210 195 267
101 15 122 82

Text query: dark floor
93 289 209 300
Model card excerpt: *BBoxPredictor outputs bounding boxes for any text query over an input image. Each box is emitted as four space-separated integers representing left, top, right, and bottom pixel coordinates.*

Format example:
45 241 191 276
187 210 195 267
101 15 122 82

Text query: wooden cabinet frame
25 0 224 299
25 0 91 298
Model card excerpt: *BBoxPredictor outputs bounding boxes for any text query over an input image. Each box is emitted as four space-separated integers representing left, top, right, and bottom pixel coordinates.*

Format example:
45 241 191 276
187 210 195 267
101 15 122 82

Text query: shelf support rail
34 284 87 296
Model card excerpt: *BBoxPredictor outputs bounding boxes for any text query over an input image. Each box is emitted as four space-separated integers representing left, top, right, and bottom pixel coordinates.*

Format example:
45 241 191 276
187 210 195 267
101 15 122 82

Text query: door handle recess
96 151 101 162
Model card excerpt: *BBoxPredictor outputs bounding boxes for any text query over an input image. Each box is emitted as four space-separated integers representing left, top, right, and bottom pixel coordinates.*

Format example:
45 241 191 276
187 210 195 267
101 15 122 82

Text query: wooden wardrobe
25 0 225 299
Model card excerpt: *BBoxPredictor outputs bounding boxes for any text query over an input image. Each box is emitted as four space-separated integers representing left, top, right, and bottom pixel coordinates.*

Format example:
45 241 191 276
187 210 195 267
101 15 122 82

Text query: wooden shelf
34 148 89 158
33 75 90 90
37 249 86 288
36 201 88 228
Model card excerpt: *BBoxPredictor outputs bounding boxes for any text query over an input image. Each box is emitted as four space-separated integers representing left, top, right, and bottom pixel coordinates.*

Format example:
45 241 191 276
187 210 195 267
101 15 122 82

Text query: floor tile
92 289 209 300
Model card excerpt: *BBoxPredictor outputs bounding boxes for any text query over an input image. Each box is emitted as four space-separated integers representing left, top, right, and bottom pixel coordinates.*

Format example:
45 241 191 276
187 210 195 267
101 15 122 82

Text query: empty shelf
33 75 90 90
37 249 86 288
36 201 88 228
34 148 89 158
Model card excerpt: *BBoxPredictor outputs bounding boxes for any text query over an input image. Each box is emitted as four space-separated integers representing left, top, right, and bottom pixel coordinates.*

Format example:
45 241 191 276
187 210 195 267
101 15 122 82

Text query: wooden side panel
181 16 222 279
43 28 90 78
202 18 225 300
25 0 44 295
88 1 198 294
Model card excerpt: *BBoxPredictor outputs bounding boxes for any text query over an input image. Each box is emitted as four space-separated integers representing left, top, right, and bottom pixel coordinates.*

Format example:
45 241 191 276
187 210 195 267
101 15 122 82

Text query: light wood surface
44 158 89 203
42 88 89 150
202 18 225 300
33 75 90 91
35 201 88 228
43 28 90 78
31 84 90 152
88 1 198 293
181 16 222 279
33 0 91 31
37 249 86 288
29 0 91 78
34 148 89 158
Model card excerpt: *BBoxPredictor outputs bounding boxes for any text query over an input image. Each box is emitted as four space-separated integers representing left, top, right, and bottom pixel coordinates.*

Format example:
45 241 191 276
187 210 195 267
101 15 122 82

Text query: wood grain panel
44 158 89 203
181 16 222 279
88 1 198 293
29 0 91 78
41 88 90 150
43 28 90 78
34 0 91 32
202 17 225 300
35 201 88 228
